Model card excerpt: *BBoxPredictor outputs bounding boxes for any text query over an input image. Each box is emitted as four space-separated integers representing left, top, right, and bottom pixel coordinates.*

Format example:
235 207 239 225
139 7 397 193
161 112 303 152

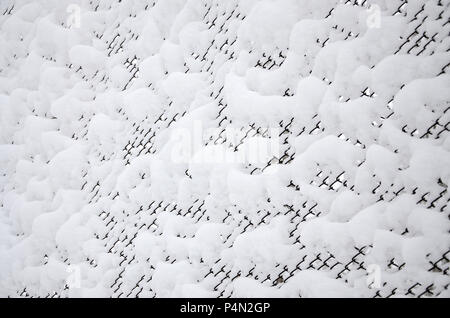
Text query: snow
0 0 449 298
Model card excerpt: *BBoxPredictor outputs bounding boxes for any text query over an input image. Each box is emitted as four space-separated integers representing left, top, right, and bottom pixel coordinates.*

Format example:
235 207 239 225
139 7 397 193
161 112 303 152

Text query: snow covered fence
0 0 449 298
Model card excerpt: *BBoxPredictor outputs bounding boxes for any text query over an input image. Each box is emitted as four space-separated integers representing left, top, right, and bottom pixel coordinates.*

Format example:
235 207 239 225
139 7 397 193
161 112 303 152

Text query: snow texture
0 0 449 298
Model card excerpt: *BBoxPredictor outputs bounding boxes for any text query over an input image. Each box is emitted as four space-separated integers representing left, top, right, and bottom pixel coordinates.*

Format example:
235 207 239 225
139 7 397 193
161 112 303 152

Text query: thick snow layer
0 0 449 298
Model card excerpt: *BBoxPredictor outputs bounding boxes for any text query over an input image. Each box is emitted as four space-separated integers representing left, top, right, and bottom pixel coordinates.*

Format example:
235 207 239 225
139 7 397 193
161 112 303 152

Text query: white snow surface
0 0 449 298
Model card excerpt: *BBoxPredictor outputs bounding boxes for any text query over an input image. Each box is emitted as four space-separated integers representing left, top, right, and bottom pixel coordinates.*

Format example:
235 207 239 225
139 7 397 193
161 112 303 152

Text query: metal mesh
1 0 449 298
